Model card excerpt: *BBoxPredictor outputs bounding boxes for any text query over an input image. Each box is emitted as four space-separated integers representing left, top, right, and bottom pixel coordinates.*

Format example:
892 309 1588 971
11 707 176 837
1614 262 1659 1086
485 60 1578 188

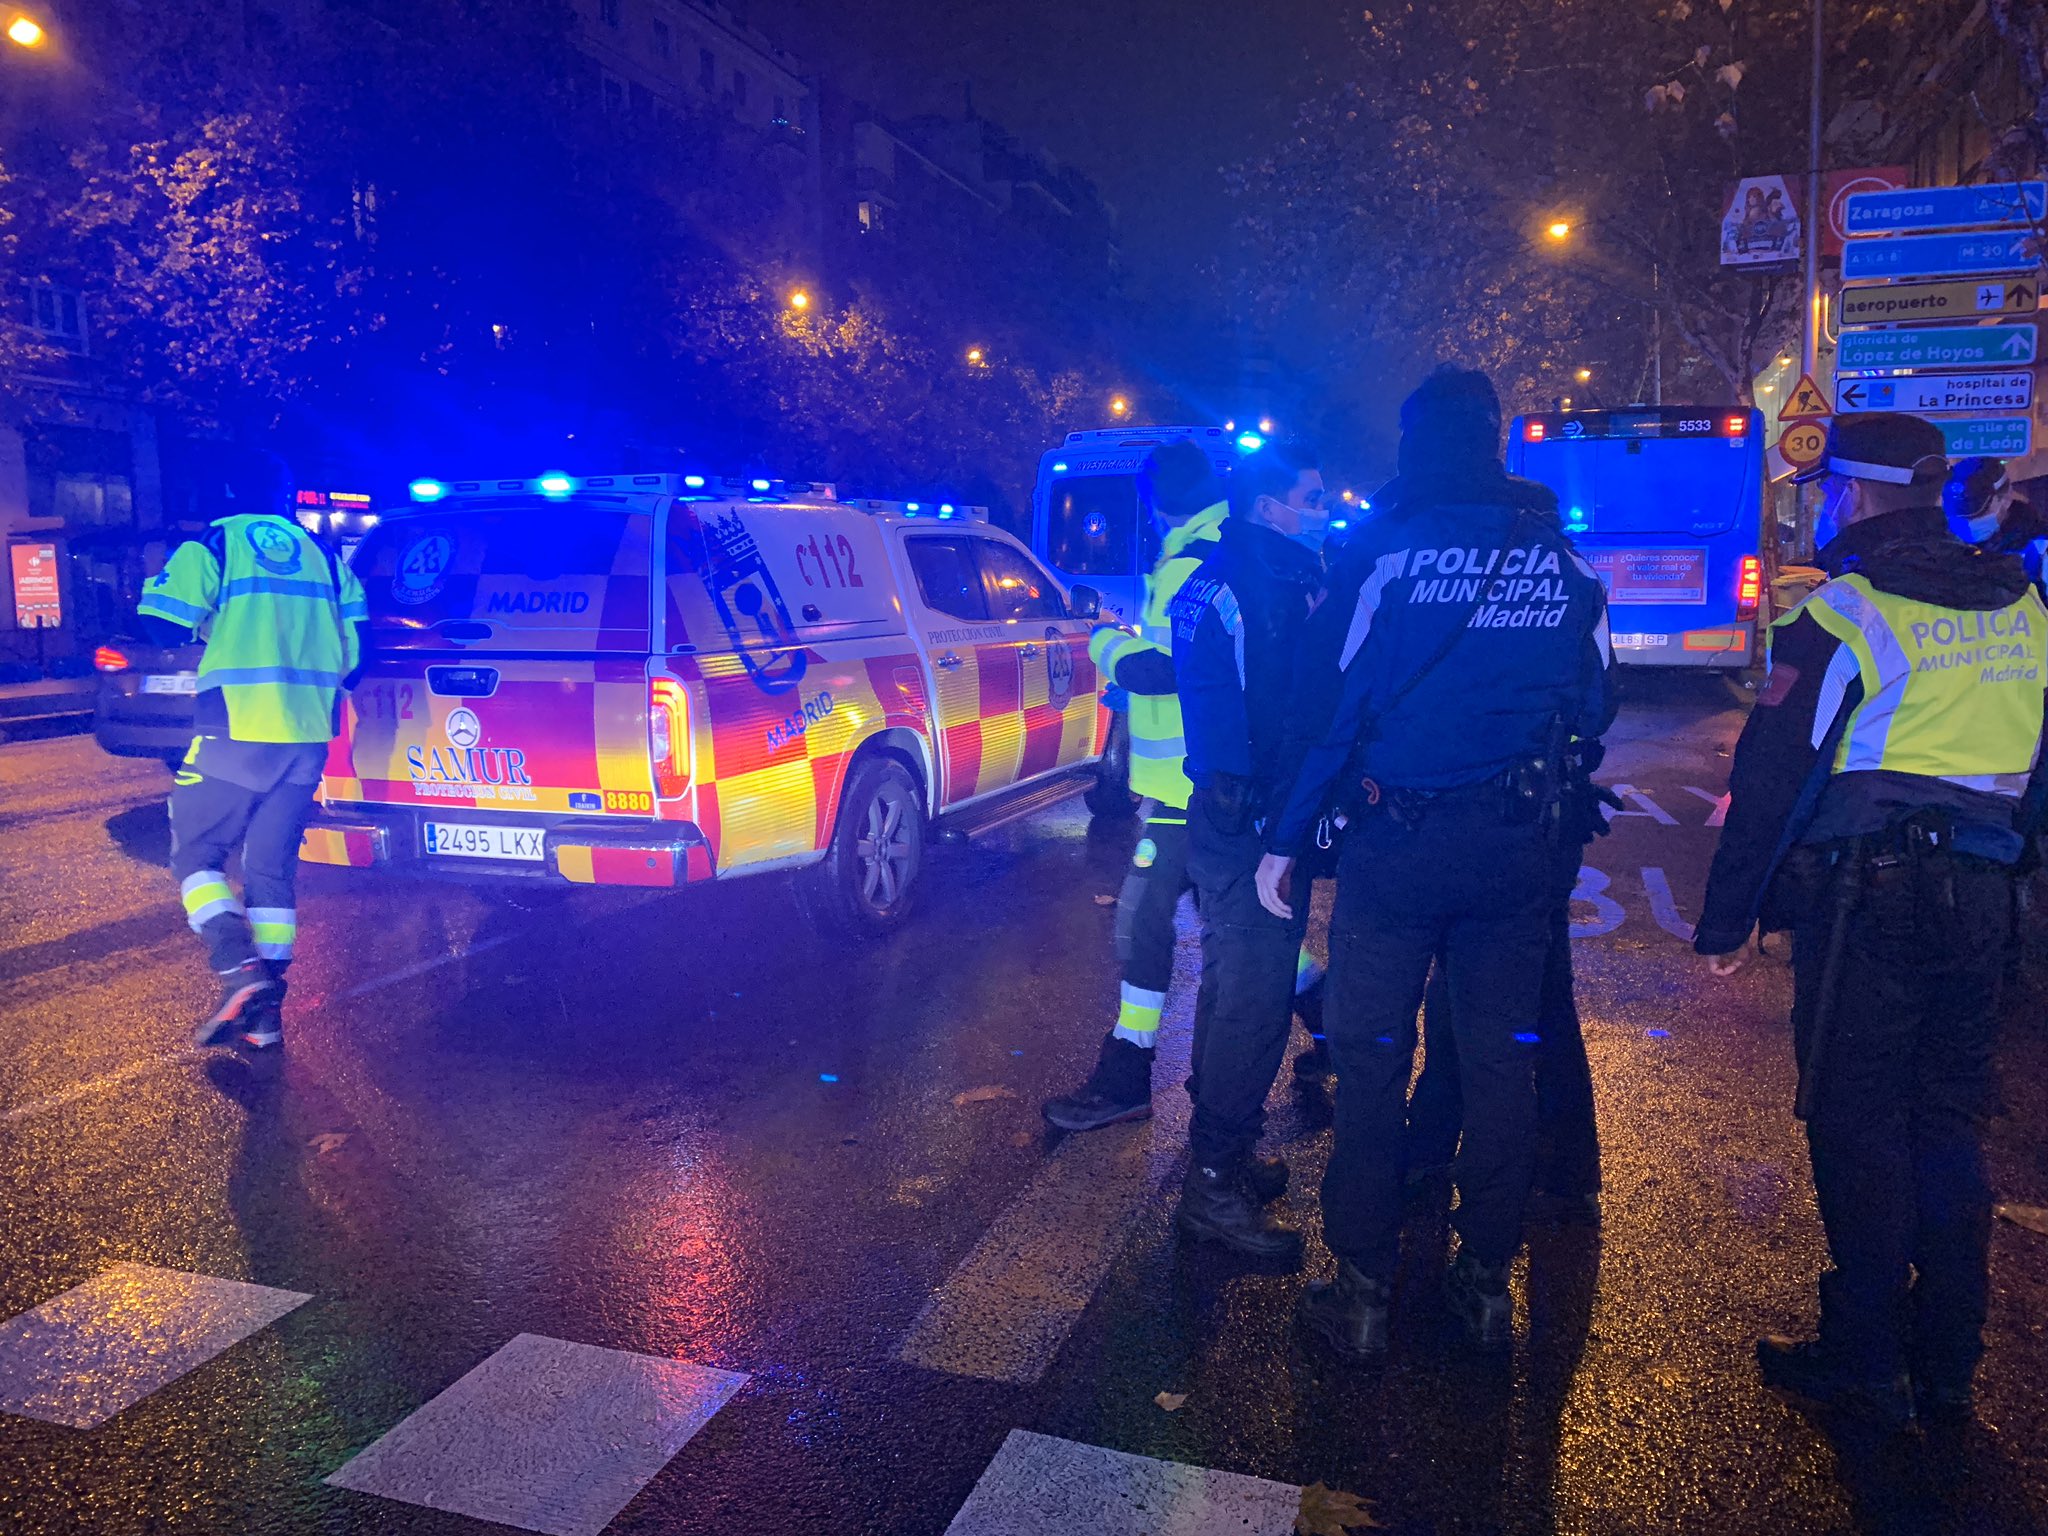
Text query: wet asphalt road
1 676 2046 1536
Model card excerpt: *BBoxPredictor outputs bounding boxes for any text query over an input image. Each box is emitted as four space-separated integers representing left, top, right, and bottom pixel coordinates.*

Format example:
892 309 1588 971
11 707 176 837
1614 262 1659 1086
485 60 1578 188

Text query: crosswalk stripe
895 928 1198 1384
0 1263 310 1429
325 1332 749 1536
945 1429 1303 1536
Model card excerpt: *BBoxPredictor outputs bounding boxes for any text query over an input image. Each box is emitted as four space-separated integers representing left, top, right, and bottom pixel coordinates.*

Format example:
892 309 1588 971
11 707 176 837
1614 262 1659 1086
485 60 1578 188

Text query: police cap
1790 411 1948 485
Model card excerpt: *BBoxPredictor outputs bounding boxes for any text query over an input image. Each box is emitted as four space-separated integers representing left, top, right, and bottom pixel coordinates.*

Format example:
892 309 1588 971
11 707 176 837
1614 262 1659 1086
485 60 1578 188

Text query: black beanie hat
1397 366 1503 479
1139 439 1225 523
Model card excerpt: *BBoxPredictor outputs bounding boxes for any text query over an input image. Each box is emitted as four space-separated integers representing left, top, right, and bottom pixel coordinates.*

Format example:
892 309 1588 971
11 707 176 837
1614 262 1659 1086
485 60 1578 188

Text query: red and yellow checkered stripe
928 632 1097 807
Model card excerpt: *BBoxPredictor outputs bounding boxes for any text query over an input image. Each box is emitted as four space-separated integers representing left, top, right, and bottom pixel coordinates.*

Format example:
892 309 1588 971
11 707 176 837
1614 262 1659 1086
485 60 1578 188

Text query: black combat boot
1444 1249 1513 1351
1175 1160 1304 1266
194 959 278 1047
1299 1260 1391 1362
1756 1336 1915 1430
237 969 287 1052
1246 1153 1289 1203
1041 1035 1153 1132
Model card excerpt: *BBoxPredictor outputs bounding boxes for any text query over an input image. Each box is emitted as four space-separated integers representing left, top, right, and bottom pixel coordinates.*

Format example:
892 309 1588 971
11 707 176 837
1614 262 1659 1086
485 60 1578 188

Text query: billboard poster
1721 175 1802 266
10 542 61 628
1587 548 1708 605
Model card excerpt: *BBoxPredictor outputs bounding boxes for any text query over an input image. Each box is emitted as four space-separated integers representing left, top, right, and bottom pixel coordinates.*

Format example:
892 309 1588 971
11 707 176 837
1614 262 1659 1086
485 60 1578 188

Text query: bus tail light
649 676 691 799
1524 421 1547 442
1722 414 1749 437
1736 554 1762 620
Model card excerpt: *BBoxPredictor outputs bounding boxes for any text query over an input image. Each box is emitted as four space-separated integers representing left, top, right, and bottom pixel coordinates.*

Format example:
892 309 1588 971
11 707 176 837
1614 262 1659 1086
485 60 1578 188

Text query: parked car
92 636 203 766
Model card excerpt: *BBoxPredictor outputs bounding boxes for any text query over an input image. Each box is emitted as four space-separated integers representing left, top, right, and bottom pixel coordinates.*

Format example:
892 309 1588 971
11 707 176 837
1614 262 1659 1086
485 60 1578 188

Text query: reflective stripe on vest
1126 501 1228 807
1802 574 2047 786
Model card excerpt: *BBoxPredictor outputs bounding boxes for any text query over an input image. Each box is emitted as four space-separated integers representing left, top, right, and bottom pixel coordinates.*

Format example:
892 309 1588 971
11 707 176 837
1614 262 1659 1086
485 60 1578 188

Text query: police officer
138 454 368 1052
1698 413 2048 1429
1170 440 1328 1262
1946 455 2047 599
1257 367 1612 1359
1043 439 1228 1131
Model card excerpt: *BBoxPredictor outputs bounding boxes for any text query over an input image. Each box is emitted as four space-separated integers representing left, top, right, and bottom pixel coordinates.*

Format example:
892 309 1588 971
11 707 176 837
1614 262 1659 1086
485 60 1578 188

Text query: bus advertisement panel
1506 407 1766 669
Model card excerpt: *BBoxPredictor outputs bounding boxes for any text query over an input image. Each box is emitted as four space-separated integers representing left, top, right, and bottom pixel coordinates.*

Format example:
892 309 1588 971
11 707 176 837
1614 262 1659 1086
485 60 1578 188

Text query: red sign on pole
10 542 61 628
1822 167 1909 256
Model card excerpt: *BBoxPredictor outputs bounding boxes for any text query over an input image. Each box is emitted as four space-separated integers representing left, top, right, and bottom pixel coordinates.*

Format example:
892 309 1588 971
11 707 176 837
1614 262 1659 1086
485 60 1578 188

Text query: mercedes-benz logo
446 707 482 750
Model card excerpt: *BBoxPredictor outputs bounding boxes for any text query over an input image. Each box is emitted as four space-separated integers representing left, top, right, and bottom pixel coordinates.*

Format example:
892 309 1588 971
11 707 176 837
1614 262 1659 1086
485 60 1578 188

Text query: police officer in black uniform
1698 413 2048 1428
1258 367 1613 1358
1169 439 1329 1264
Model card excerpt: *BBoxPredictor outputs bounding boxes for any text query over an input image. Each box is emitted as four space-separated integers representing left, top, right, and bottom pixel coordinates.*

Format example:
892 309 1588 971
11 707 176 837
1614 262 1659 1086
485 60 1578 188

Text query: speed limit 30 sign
1780 419 1829 470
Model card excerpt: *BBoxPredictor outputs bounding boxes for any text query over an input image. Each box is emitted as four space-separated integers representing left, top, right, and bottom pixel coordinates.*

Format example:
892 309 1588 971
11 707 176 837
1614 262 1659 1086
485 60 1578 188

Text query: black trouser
1405 860 1600 1196
1112 806 1191 1046
1323 791 1554 1278
1185 784 1308 1168
170 771 318 973
1791 848 2011 1389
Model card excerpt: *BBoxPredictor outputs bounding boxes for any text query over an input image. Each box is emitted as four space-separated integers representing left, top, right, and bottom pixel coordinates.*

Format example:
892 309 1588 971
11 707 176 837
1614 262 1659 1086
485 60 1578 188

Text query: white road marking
1608 783 1679 825
1641 866 1696 941
1569 865 1625 939
0 1264 310 1429
327 1333 747 1536
945 1429 1303 1536
1682 786 1731 827
339 933 518 999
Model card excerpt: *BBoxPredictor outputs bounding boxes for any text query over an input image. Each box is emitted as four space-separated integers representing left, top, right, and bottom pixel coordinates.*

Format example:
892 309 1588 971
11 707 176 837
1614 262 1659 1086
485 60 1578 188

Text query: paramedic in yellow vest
1042 440 1232 1132
1698 413 2048 1431
137 454 369 1052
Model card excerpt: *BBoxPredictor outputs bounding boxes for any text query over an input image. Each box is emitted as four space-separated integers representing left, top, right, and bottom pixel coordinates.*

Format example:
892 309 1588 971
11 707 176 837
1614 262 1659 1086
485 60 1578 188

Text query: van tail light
1736 554 1763 620
93 645 130 672
649 676 691 799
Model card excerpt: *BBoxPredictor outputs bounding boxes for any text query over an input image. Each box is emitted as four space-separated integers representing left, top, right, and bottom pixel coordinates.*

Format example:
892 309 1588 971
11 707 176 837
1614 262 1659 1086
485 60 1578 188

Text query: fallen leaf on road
1996 1203 2048 1236
1297 1483 1385 1534
308 1133 350 1155
1010 1132 1034 1148
952 1085 1019 1106
1093 893 1117 906
1153 1391 1187 1411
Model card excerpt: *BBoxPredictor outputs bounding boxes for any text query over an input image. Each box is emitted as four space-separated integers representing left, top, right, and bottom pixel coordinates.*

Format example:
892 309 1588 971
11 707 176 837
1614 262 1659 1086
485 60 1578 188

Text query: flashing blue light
538 473 574 499
1330 519 1349 530
905 502 921 512
1646 1028 1671 1039
819 1072 839 1083
1052 461 1069 472
408 478 447 503
1360 499 1372 510
940 503 955 513
683 474 706 489
751 477 772 492
1513 1031 1540 1044
1235 431 1265 453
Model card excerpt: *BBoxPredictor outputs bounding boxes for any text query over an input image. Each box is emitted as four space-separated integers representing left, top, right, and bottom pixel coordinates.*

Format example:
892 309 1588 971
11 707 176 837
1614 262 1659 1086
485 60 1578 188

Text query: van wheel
1084 713 1139 820
804 757 925 936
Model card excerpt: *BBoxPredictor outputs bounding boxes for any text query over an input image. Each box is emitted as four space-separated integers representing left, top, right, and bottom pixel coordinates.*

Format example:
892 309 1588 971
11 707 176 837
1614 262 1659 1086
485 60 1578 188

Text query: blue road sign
1843 182 2047 236
1937 417 2033 457
1841 230 2037 280
1836 322 2037 371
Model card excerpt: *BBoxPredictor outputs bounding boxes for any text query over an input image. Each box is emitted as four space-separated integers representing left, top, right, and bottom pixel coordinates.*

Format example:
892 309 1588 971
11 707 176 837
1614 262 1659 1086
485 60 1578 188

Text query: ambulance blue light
1052 461 1069 472
538 474 573 499
408 478 447 502
751 478 772 492
906 502 921 512
1330 519 1349 530
683 474 706 488
1235 432 1265 453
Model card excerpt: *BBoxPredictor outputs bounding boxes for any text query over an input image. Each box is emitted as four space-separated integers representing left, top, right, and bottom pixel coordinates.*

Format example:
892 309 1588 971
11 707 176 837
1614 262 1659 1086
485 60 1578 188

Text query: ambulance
301 473 1116 933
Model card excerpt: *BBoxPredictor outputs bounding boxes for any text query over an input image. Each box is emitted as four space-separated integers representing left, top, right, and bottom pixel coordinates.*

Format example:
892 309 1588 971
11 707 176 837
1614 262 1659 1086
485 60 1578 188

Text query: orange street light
1545 219 1573 241
1574 367 1593 383
787 289 811 311
6 13 46 45
965 346 985 365
1257 416 1275 434
1109 394 1130 417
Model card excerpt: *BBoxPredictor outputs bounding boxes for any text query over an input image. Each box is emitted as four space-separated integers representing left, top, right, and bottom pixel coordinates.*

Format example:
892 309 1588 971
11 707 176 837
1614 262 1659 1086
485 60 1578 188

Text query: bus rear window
1046 474 1138 576
1522 437 1749 538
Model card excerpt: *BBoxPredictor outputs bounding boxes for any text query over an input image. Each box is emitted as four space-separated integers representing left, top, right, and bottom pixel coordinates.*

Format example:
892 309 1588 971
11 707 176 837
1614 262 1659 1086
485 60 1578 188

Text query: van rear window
353 505 651 651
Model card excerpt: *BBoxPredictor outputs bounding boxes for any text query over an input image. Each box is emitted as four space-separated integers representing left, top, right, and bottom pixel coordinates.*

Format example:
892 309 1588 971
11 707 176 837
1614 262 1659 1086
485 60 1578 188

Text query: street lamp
1109 395 1130 418
1545 219 1572 242
6 13 45 46
1257 416 1275 434
787 289 811 311
965 346 985 366
1574 367 1593 384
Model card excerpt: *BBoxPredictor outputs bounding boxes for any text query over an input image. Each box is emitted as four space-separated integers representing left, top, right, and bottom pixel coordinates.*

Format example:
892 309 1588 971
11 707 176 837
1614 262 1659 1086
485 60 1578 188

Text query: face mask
1962 509 2003 544
1815 478 1856 550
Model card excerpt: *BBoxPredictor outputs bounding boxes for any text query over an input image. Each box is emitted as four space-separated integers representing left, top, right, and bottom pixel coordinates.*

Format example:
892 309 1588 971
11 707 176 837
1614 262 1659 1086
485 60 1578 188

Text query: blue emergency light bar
404 473 841 503
846 498 988 521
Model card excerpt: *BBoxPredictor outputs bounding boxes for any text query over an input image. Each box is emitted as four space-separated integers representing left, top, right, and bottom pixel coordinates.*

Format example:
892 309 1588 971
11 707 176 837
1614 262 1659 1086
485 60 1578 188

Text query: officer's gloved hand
1102 685 1130 713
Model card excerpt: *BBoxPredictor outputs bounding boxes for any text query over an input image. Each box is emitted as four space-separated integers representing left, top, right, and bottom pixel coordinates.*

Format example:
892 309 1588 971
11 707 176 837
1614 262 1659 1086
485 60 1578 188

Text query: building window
19 281 87 352
602 74 626 113
857 200 880 232
732 69 748 107
652 16 670 57
599 0 619 28
699 46 715 89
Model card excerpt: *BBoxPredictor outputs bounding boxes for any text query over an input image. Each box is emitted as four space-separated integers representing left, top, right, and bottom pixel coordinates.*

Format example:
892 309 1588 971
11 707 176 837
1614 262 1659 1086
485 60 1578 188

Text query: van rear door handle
936 652 963 669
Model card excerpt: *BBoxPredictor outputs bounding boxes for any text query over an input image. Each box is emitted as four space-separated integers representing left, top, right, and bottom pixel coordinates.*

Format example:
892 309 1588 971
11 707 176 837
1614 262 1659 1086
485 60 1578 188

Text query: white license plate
142 672 198 694
423 822 545 861
1611 632 1672 649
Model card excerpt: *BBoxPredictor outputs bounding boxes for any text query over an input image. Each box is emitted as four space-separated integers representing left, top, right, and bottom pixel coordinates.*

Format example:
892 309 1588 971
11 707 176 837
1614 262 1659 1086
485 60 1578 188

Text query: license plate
423 822 545 861
142 672 198 694
1611 632 1672 649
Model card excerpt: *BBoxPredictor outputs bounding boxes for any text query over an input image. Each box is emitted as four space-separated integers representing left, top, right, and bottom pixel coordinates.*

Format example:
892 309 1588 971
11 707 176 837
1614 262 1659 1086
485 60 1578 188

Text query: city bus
1507 405 1767 670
